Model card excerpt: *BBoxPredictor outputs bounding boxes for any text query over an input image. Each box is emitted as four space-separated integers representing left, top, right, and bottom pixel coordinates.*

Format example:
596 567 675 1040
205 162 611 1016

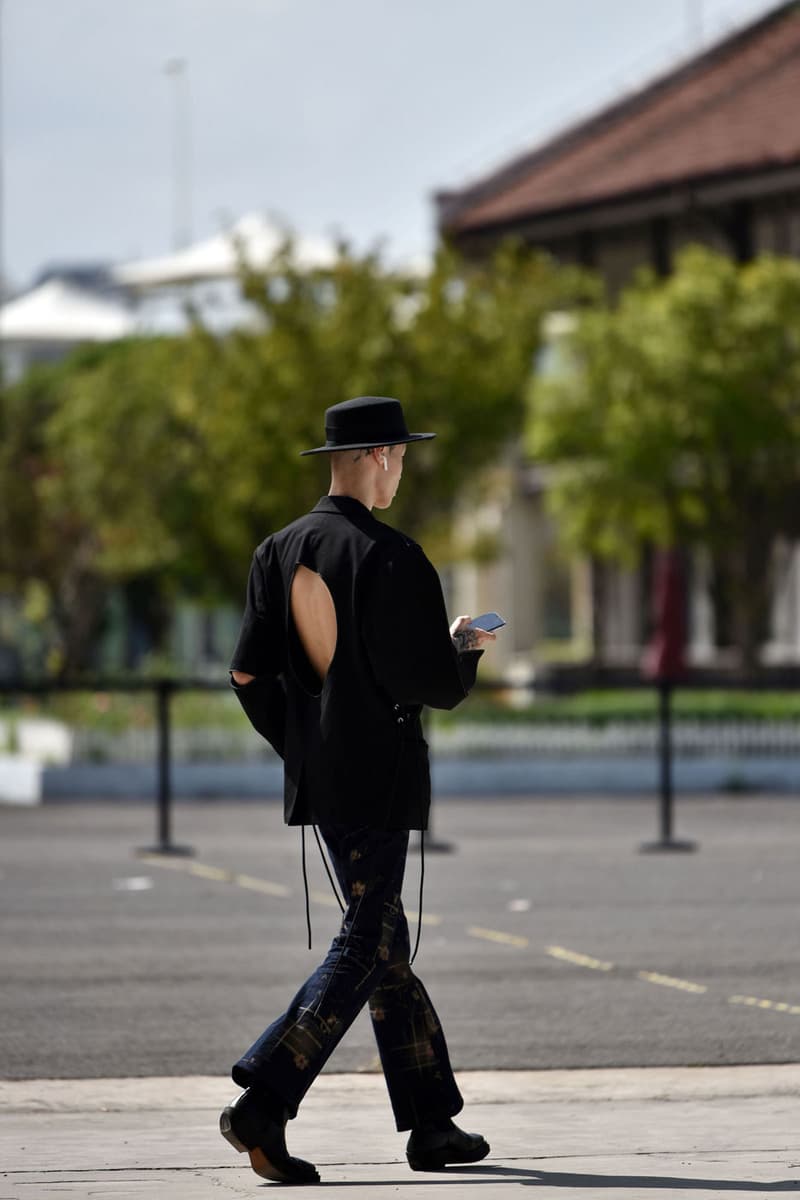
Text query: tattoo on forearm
452 628 479 652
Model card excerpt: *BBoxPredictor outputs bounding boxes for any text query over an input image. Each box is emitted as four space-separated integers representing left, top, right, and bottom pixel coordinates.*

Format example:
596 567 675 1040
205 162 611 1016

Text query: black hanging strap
301 826 312 950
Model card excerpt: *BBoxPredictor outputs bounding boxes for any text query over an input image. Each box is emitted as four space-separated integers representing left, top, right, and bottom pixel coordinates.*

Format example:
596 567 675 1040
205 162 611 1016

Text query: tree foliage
528 246 800 668
1 240 592 673
0 354 111 674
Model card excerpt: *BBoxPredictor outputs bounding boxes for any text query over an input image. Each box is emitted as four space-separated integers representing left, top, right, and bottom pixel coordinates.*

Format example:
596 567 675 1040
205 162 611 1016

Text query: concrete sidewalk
1 1065 799 1198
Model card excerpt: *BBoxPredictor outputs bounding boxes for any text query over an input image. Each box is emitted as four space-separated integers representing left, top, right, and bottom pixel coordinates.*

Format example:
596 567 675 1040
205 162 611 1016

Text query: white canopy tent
112 212 337 290
0 279 135 344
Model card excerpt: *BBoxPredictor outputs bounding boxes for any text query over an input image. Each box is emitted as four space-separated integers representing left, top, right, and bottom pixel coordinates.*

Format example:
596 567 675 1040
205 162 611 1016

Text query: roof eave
441 159 800 245
436 0 800 231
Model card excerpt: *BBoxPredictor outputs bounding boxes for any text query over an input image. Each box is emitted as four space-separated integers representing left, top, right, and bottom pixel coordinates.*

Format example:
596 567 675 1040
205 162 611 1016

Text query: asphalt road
2 793 799 1079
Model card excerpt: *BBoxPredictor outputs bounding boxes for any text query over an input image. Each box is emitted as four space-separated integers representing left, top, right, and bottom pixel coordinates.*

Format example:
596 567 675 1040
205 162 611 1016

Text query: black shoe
406 1118 490 1171
220 1087 320 1184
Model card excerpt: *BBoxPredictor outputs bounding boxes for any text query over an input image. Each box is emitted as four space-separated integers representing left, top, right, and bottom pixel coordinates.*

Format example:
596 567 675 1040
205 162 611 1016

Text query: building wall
751 193 800 256
450 184 800 671
525 188 800 293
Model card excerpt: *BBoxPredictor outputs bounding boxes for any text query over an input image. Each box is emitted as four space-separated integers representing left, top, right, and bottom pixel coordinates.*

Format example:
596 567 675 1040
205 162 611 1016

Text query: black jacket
230 494 482 830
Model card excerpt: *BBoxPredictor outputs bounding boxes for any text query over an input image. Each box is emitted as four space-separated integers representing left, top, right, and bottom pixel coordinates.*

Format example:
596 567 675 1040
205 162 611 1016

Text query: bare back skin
231 565 337 690
289 564 337 686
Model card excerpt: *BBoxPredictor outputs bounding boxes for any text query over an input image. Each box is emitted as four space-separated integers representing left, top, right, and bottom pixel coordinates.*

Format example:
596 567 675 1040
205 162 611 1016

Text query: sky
3 0 782 289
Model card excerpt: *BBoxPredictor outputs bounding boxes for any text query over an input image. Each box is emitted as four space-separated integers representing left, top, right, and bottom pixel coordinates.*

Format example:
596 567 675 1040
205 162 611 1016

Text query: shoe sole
407 1139 490 1172
220 1107 320 1184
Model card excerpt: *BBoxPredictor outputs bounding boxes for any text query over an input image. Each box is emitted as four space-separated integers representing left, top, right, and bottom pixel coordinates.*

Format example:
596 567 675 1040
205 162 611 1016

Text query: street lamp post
164 57 193 251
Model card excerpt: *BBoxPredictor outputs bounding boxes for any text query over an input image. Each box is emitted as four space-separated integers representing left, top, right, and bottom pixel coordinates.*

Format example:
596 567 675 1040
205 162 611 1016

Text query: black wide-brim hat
300 396 435 455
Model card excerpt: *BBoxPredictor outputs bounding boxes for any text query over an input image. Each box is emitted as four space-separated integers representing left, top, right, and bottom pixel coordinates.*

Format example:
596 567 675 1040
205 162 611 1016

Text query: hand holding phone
450 611 506 653
467 611 506 632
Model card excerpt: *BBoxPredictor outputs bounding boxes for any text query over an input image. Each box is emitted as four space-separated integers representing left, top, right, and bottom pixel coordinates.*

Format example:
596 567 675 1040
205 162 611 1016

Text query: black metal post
137 680 193 857
658 679 673 842
640 680 696 853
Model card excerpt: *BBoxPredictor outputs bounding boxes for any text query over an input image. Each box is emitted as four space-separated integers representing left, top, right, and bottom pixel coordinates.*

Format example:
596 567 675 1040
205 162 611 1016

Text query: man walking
221 396 496 1184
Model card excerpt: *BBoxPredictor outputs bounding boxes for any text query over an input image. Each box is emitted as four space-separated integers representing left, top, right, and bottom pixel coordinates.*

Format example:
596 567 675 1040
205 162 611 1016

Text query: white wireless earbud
381 455 389 472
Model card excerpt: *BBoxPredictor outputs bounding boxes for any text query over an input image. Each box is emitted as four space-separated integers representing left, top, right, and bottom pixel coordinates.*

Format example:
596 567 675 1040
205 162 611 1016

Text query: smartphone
467 611 506 632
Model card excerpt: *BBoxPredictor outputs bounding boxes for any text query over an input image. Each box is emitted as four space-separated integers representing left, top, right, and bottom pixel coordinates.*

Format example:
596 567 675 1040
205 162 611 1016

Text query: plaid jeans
231 823 463 1131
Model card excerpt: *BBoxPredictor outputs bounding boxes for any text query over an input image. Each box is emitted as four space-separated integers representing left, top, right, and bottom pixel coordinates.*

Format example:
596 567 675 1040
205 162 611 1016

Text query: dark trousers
231 824 463 1131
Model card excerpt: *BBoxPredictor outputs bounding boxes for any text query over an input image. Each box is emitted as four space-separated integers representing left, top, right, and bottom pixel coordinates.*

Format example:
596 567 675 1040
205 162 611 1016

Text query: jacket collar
312 494 373 518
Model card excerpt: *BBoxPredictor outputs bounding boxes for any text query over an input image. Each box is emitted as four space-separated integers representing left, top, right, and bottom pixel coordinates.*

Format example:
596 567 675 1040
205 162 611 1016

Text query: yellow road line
638 970 707 994
125 863 800 1010
189 863 234 882
468 925 529 948
406 910 442 927
309 888 343 909
136 855 443 921
137 853 195 871
235 873 291 897
141 854 289 897
729 994 800 1015
546 945 614 972
139 855 234 884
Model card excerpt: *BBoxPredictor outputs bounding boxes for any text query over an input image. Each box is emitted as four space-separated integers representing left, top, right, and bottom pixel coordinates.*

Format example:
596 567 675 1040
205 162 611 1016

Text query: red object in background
642 548 687 681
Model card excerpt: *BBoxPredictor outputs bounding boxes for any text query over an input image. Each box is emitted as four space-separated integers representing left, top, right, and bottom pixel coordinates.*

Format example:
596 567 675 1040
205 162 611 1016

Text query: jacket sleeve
361 541 482 711
229 549 287 759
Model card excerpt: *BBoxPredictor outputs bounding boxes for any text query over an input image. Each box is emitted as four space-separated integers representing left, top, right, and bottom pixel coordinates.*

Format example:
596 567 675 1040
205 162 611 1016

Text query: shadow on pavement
314 1164 800 1190
465 1165 800 1190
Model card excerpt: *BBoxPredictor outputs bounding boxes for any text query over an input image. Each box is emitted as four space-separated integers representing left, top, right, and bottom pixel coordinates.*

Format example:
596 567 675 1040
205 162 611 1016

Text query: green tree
528 246 800 671
1 240 592 674
0 339 207 673
189 240 594 571
0 355 109 675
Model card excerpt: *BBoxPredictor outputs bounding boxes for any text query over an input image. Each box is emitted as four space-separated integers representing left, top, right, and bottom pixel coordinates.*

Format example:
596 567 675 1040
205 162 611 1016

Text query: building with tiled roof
438 1 800 674
438 0 800 293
